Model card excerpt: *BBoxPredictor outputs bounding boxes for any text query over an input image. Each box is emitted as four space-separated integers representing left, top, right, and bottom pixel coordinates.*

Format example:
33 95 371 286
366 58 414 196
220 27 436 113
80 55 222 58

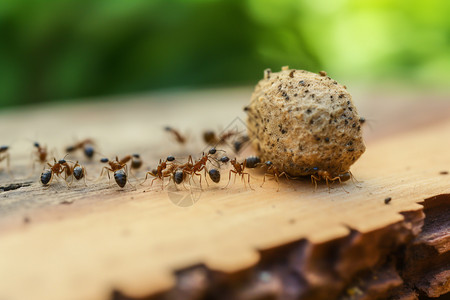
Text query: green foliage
0 0 448 107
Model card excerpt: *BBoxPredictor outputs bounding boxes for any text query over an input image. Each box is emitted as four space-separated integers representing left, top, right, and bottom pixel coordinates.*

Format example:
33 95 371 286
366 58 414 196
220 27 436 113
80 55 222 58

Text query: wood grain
0 88 449 300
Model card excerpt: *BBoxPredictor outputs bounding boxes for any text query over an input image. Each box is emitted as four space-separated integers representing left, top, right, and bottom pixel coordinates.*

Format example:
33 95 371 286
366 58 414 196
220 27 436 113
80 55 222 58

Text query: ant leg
141 172 155 185
244 172 254 190
311 175 319 190
261 174 267 188
223 170 237 189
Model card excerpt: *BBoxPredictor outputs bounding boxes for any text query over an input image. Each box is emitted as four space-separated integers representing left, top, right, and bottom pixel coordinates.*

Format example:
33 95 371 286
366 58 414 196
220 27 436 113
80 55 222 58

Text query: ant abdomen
174 170 184 184
208 169 221 183
84 146 95 158
73 166 84 180
114 169 127 188
40 170 52 185
245 156 261 168
131 154 142 169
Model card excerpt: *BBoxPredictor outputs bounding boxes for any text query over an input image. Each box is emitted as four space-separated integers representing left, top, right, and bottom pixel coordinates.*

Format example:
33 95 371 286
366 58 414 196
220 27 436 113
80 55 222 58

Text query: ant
142 157 177 189
40 157 71 186
203 130 241 146
0 145 10 172
260 161 293 192
183 149 221 188
32 142 48 170
66 138 96 159
224 158 253 190
69 161 87 186
99 157 132 188
165 127 187 144
117 154 143 171
310 168 352 192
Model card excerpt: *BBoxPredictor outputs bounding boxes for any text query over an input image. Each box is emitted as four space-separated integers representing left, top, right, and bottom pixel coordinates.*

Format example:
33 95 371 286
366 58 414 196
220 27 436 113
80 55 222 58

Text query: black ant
99 157 132 188
0 145 10 172
260 161 293 192
165 127 187 144
310 167 352 192
66 138 96 159
40 157 71 186
224 158 253 189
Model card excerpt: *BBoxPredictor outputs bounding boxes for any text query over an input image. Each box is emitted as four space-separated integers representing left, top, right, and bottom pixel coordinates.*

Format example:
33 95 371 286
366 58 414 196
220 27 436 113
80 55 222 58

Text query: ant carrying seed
0 145 10 171
66 138 96 159
99 157 132 188
208 169 221 183
260 161 292 192
224 158 253 190
245 156 261 169
165 127 187 144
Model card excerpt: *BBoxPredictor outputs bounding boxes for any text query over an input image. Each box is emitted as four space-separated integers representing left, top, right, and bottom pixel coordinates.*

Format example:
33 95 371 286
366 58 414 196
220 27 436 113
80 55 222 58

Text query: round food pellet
246 66 365 177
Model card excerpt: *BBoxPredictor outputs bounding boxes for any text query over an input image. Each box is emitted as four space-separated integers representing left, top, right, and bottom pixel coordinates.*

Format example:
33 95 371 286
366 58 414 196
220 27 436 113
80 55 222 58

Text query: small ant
224 158 253 189
142 157 176 189
40 157 71 186
165 127 187 144
310 168 352 192
99 157 132 188
260 161 292 192
117 154 143 171
0 145 10 171
66 138 96 159
203 130 238 146
33 142 48 169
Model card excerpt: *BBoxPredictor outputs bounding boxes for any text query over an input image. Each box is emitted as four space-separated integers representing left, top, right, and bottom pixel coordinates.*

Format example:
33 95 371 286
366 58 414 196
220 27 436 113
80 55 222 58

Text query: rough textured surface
246 67 365 176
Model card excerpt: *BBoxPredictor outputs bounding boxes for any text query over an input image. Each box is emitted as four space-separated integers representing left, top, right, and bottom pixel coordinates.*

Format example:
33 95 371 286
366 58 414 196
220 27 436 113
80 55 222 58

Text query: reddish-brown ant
310 167 352 192
203 130 240 146
224 158 253 189
32 142 48 169
66 138 96 159
40 157 71 186
99 157 132 188
0 145 10 172
260 161 293 192
165 127 187 144
116 154 143 171
142 157 177 189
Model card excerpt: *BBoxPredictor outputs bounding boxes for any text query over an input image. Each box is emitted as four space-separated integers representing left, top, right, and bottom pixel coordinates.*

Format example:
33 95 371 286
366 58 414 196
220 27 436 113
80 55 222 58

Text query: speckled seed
246 67 365 177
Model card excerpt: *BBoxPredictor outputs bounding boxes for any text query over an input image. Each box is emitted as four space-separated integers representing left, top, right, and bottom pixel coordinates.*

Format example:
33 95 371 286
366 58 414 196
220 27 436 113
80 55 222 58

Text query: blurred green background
0 0 449 107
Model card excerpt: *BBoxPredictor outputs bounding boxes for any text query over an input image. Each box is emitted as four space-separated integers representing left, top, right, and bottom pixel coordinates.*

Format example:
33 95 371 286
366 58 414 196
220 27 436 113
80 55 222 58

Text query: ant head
100 158 109 163
167 156 175 162
58 159 66 164
0 145 8 151
34 142 40 148
132 154 140 158
209 148 217 155
359 117 366 124
265 161 273 166
220 156 230 163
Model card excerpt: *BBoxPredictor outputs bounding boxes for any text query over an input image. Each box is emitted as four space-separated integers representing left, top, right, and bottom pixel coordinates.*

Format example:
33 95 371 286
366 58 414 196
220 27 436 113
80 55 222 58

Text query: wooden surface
0 88 449 300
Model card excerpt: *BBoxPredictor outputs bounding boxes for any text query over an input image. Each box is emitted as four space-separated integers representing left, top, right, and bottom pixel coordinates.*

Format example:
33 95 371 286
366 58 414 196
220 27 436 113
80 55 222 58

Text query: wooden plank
0 88 449 300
